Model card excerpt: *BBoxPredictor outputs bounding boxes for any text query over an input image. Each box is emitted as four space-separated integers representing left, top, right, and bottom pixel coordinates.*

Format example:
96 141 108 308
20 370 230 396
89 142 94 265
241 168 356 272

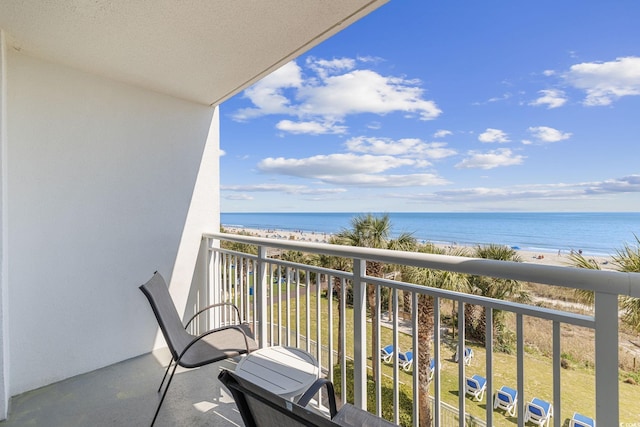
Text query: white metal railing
203 232 640 427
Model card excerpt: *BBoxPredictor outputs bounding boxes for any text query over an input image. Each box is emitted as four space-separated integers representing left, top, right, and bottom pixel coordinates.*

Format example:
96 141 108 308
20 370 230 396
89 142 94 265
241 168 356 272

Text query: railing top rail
211 241 593 328
206 232 640 297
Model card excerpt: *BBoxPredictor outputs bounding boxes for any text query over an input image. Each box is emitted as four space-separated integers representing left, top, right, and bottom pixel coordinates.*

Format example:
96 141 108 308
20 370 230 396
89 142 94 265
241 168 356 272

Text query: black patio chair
218 369 396 427
140 271 257 426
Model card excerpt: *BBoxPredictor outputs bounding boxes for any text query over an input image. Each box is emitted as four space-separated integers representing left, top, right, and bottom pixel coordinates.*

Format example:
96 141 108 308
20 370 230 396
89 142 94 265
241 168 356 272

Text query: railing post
431 295 439 427
256 245 268 348
485 308 493 427
517 314 524 427
553 321 561 427
595 291 618 427
353 258 367 409
457 302 465 427
203 236 214 331
392 287 399 425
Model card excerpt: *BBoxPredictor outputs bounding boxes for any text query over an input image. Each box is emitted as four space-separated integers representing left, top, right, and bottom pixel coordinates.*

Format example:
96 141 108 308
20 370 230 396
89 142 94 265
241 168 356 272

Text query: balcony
205 232 639 427
4 232 638 426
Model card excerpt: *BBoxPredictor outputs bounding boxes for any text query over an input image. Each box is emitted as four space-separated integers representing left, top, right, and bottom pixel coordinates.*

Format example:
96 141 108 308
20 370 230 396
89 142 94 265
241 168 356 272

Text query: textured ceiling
0 0 388 105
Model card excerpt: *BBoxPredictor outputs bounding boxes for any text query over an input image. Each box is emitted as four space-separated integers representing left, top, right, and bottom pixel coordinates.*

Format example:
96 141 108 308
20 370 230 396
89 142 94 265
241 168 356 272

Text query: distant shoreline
222 212 638 257
222 226 615 269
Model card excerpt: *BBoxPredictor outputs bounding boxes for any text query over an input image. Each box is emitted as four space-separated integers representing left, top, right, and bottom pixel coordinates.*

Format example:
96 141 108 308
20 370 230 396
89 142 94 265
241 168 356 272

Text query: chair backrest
219 369 337 427
528 399 550 417
139 272 191 360
571 413 595 427
467 375 485 390
402 351 413 361
497 386 517 404
382 344 393 354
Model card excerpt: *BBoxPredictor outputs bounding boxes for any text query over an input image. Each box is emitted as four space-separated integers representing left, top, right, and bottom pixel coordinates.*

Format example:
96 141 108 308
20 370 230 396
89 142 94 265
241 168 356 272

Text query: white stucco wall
5 50 219 395
0 31 10 418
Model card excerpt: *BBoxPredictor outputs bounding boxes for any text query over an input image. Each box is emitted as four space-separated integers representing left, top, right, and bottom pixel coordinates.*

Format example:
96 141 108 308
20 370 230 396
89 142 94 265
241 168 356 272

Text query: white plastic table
234 346 319 400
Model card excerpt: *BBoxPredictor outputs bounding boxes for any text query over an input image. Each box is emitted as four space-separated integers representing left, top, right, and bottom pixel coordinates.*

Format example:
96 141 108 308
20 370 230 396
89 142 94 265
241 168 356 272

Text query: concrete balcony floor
1 348 243 427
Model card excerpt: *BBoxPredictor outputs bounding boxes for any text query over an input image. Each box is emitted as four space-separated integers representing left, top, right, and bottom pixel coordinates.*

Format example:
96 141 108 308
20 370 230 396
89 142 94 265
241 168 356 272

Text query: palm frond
612 234 640 272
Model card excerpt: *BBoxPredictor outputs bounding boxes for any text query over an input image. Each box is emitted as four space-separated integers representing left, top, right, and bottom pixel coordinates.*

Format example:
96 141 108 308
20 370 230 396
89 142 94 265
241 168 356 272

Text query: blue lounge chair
398 350 413 371
570 412 595 427
465 374 487 401
428 358 436 382
493 385 517 417
454 346 474 365
524 397 553 427
380 344 394 363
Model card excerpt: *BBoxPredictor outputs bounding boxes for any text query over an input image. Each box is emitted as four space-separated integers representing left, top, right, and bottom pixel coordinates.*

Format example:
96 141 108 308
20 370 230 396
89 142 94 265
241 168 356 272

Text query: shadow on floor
1 348 244 427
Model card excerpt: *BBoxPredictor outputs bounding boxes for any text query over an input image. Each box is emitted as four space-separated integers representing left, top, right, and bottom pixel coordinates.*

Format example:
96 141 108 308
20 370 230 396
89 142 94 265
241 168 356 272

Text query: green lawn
264 287 639 425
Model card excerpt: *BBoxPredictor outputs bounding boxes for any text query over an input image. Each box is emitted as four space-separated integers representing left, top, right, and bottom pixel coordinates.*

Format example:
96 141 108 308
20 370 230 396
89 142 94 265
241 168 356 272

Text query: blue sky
220 0 640 213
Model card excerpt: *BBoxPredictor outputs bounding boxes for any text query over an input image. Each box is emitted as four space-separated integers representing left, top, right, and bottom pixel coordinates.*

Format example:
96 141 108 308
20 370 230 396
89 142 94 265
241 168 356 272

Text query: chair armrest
296 378 337 418
184 302 243 329
176 324 253 365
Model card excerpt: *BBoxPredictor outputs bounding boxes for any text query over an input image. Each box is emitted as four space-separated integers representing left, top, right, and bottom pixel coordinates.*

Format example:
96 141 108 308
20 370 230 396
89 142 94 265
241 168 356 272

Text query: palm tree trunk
464 303 476 339
478 306 487 341
403 290 412 319
417 293 433 427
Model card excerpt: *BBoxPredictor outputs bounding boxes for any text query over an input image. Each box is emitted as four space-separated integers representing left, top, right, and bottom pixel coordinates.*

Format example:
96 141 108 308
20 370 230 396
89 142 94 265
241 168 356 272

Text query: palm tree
613 236 640 332
468 244 528 350
567 251 599 306
568 237 640 333
401 244 469 427
313 236 353 365
335 214 416 381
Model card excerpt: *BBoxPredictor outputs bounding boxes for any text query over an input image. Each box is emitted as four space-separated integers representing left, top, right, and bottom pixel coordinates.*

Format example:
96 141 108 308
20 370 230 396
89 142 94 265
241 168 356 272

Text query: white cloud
258 153 415 177
526 126 572 143
222 183 347 195
276 120 347 135
434 129 452 138
306 57 356 78
389 175 640 203
344 137 456 159
585 175 640 193
297 70 441 120
233 62 303 120
563 56 640 106
255 153 450 188
232 57 442 129
455 148 525 170
318 173 449 187
222 183 307 192
356 55 384 64
543 70 556 76
478 128 510 143
487 93 512 103
399 187 583 202
529 89 567 109
224 194 253 201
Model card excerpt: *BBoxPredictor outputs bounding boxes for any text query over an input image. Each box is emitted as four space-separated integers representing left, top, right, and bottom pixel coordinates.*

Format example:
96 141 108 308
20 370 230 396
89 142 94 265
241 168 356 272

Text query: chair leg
157 358 175 393
150 361 180 427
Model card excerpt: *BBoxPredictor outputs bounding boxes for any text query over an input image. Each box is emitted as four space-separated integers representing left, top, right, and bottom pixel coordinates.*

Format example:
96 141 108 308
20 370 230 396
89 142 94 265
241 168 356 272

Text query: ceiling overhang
0 0 388 105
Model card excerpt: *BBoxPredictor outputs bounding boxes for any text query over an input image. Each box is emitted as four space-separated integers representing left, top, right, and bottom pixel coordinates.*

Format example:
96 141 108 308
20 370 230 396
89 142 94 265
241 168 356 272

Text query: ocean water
221 212 640 256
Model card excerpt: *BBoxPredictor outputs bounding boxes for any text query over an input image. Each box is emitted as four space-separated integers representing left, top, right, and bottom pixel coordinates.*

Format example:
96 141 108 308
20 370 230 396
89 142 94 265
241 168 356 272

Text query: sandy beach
222 226 615 268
